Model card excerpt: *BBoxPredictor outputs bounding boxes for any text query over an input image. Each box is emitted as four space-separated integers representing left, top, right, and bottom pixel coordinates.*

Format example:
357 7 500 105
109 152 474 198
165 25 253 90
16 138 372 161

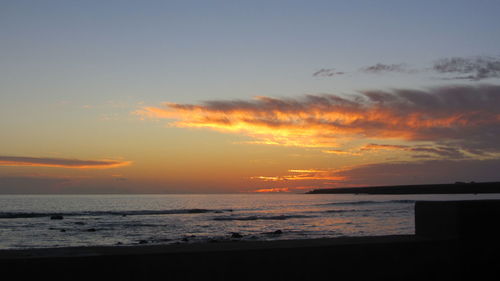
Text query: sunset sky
1 0 500 193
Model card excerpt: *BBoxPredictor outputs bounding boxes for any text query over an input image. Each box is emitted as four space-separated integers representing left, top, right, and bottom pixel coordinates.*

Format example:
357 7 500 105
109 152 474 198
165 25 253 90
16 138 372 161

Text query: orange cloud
322 149 361 156
136 85 500 156
252 169 346 182
255 188 290 193
360 144 409 151
251 168 350 193
0 156 132 169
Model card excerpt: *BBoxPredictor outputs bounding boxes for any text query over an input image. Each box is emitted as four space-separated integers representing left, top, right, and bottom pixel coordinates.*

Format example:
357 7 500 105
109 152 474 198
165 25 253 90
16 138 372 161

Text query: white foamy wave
0 209 228 219
318 200 415 206
213 215 312 221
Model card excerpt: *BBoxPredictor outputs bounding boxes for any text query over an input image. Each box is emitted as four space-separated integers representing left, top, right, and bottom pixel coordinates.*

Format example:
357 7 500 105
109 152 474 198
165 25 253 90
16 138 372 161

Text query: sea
1 193 499 249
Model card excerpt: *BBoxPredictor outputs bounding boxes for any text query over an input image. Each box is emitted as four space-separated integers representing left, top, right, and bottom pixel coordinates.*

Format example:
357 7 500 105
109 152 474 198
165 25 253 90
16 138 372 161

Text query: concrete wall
415 200 500 239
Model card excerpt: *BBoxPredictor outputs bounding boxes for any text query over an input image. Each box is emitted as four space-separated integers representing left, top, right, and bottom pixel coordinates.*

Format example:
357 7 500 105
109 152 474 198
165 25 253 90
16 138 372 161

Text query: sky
1 0 500 193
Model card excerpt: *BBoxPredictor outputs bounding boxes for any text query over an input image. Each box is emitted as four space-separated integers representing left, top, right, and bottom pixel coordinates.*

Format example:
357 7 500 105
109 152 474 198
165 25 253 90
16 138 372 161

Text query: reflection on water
1 193 499 249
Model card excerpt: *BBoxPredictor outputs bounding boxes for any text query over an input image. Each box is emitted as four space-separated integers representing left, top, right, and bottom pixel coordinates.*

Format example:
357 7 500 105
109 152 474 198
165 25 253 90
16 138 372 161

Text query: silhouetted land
307 181 500 194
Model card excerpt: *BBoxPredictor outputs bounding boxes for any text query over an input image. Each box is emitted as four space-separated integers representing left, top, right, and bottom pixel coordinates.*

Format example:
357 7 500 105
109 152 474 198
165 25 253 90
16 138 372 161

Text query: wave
0 209 226 219
0 212 51 219
318 200 415 206
213 215 311 221
325 209 363 213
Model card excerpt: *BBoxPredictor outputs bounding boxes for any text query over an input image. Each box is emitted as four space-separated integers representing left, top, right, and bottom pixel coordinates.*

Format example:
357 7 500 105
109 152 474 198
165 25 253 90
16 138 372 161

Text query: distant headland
306 181 500 195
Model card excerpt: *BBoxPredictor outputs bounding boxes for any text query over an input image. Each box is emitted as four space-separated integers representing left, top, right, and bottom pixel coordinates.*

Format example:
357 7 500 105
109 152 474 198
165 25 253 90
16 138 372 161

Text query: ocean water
1 193 499 249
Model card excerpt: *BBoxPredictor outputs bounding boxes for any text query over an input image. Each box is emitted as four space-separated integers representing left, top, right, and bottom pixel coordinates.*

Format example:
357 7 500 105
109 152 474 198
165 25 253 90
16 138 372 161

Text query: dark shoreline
307 181 500 194
0 235 432 259
0 235 464 281
1 234 497 281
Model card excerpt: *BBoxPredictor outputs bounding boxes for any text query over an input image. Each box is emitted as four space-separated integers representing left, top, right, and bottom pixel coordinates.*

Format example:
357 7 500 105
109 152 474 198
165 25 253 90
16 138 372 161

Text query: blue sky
3 0 500 105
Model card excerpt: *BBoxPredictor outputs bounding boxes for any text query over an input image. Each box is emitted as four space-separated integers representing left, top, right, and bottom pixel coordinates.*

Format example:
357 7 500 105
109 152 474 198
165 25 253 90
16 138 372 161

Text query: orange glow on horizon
252 169 347 182
128 87 500 192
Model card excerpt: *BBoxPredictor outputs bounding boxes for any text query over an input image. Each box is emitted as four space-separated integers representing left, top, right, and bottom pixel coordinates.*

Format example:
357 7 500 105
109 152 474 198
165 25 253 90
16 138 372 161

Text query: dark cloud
0 156 131 169
361 144 466 159
410 146 465 158
360 84 500 154
360 63 412 73
432 56 500 81
315 56 500 80
312 68 345 77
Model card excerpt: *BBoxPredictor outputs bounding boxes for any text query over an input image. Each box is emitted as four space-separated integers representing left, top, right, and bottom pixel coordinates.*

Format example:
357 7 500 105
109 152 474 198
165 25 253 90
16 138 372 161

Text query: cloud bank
314 55 500 81
0 156 132 169
433 56 500 81
360 143 466 159
313 68 345 77
137 84 500 156
360 63 413 74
